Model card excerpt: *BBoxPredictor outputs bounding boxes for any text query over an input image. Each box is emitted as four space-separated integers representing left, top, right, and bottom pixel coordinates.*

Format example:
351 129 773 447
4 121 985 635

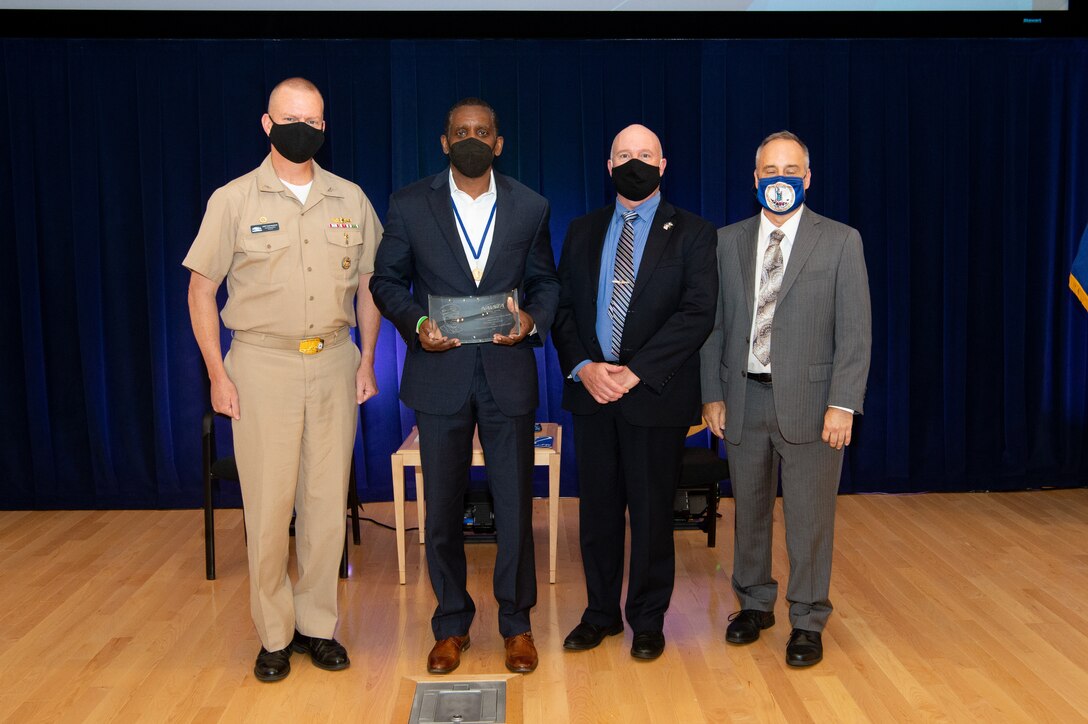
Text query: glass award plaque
428 289 521 344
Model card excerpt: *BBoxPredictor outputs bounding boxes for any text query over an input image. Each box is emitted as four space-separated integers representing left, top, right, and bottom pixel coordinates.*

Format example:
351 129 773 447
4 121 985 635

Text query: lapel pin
663 221 674 230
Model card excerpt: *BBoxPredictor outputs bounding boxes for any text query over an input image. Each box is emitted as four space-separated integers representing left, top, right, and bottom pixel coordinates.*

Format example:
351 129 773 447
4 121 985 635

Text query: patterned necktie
608 210 640 359
752 229 785 366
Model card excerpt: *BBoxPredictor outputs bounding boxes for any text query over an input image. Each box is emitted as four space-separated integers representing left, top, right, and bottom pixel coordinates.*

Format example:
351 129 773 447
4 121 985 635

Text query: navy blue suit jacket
370 170 559 417
552 198 718 427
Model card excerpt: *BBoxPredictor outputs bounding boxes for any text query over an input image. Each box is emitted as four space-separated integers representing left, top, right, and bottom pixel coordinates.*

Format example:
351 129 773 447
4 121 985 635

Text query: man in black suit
552 124 717 661
370 98 559 675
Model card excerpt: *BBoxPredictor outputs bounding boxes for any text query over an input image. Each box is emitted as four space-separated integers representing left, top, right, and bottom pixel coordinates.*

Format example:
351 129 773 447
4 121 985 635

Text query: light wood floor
2 490 1088 723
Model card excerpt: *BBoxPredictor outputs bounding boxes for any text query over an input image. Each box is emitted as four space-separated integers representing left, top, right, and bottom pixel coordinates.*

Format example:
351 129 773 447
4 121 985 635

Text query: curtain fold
1 37 1086 508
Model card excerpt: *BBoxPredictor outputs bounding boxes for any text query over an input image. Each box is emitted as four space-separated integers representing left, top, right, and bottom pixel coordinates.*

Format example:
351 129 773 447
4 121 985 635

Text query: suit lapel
586 206 613 312
427 172 476 286
738 215 760 323
629 199 676 307
777 209 822 303
479 173 512 286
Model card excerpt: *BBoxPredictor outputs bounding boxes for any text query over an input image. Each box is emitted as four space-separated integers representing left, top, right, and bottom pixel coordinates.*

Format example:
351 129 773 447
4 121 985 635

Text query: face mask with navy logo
756 175 805 215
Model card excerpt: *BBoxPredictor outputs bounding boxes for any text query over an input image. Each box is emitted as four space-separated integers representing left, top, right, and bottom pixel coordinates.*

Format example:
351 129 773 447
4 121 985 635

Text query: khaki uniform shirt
183 155 382 337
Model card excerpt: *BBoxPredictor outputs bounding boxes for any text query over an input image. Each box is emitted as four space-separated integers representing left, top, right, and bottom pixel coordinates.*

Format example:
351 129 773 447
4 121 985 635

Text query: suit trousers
225 334 359 651
727 377 844 632
415 348 537 640
573 404 687 633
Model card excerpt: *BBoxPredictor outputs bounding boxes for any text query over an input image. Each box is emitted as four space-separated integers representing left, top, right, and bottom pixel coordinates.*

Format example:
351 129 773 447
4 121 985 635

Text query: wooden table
390 423 563 585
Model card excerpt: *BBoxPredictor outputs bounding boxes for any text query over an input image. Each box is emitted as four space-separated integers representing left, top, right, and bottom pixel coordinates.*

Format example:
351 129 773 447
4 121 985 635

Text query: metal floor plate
408 680 507 724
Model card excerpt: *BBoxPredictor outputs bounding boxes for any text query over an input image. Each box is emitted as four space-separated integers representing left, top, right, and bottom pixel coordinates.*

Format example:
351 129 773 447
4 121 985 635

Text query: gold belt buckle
298 337 325 355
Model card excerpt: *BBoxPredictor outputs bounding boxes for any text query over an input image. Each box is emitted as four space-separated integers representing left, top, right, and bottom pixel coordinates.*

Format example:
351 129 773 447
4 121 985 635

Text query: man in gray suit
700 131 871 667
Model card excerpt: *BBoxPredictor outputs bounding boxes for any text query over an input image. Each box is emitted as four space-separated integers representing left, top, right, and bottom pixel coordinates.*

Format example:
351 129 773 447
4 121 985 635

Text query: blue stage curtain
1 37 1086 508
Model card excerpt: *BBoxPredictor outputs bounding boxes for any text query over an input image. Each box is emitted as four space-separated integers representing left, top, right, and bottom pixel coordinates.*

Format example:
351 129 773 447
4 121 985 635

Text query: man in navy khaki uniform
185 77 382 682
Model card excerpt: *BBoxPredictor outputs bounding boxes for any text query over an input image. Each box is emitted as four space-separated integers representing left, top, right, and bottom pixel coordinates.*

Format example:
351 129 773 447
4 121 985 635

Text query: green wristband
416 316 428 333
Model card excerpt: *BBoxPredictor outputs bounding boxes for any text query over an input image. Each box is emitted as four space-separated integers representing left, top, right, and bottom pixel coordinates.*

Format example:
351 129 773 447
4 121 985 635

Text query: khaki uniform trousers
224 330 359 651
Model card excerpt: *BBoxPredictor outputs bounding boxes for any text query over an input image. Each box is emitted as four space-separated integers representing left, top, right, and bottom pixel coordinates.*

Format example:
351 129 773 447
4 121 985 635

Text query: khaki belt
232 327 352 355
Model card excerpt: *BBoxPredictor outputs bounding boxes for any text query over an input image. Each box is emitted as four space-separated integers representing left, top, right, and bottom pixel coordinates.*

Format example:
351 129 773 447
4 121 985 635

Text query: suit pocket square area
654 256 684 269
501 238 531 253
796 272 832 285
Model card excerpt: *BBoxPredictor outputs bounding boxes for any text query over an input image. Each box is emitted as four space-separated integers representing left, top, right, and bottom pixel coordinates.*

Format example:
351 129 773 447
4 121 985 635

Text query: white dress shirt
449 169 497 287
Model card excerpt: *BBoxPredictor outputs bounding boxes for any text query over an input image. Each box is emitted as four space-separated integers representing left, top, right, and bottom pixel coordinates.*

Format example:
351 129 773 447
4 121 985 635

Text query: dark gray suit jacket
700 208 871 444
369 170 559 417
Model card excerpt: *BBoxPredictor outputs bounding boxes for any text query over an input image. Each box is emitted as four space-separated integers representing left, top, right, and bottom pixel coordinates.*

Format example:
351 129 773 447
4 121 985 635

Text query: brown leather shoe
427 635 470 674
504 632 538 673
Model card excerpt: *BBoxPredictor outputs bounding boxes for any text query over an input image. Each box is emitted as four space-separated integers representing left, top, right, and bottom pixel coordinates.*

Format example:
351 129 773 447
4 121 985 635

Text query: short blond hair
267 77 323 113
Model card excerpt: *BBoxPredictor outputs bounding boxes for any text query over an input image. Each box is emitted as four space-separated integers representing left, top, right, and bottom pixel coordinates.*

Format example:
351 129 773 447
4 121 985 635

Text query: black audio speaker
463 489 496 537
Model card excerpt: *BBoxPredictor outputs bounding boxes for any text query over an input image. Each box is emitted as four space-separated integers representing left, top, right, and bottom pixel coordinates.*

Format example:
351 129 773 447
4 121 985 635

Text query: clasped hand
580 362 640 404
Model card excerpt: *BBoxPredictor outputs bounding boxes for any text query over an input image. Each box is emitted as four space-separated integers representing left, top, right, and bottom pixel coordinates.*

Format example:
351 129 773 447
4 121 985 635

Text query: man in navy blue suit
552 124 717 661
370 98 559 675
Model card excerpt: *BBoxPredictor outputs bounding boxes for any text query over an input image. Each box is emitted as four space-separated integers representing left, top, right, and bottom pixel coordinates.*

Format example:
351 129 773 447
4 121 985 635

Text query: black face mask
447 137 495 178
269 121 325 164
611 158 661 202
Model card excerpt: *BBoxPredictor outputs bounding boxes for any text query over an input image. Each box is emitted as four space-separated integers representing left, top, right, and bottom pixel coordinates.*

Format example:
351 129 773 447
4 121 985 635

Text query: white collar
448 169 497 201
758 204 805 245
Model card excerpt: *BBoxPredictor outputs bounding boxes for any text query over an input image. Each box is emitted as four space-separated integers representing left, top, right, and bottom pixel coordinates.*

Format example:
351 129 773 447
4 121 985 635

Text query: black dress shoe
725 609 775 645
254 646 292 682
563 621 624 651
786 628 823 667
291 631 350 671
630 631 665 660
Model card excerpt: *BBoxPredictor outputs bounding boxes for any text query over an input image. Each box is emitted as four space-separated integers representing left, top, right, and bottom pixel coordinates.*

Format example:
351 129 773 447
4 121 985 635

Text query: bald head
610 124 663 162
